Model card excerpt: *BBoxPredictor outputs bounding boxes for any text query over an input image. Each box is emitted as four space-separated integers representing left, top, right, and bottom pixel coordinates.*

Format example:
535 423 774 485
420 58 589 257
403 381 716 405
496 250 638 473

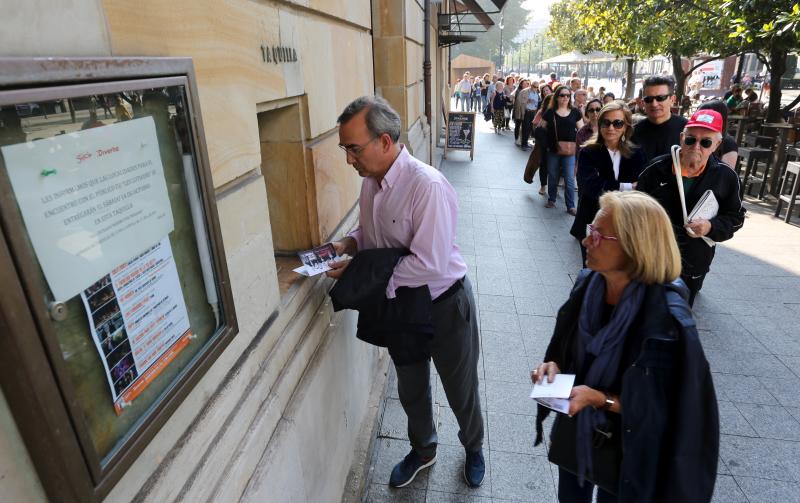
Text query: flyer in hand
293 243 342 276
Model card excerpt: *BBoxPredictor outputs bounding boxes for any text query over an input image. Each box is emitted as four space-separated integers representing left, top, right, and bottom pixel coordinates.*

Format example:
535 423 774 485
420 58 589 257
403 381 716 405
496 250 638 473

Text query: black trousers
558 468 617 503
521 109 536 146
681 272 706 306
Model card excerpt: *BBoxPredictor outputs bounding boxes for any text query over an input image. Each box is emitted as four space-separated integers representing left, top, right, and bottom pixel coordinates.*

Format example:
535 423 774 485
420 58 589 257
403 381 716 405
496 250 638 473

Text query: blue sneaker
389 450 436 488
464 449 485 487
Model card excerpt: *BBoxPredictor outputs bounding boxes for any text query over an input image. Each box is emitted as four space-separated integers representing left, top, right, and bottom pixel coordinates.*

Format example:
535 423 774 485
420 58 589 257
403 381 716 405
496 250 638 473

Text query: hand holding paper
530 374 576 415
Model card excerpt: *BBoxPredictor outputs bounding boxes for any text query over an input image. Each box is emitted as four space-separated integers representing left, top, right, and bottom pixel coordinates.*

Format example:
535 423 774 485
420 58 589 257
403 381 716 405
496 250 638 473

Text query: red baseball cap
686 109 723 133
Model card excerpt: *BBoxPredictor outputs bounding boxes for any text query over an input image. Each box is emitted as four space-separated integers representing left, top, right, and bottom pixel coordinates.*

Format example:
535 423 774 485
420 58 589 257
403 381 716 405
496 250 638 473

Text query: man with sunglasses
637 109 745 305
630 75 688 163
328 96 485 489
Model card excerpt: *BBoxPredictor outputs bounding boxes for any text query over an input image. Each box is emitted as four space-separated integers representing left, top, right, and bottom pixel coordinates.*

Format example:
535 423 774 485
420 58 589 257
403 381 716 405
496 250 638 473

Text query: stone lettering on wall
260 45 298 64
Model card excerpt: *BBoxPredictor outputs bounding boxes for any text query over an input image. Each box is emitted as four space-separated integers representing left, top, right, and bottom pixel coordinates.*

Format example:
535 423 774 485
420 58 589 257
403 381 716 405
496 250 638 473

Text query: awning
539 51 618 65
439 0 508 47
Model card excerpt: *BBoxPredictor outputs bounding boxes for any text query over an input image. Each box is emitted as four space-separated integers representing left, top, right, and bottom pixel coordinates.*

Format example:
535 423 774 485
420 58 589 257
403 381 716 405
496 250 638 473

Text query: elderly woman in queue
532 191 719 503
542 85 583 213
570 101 644 266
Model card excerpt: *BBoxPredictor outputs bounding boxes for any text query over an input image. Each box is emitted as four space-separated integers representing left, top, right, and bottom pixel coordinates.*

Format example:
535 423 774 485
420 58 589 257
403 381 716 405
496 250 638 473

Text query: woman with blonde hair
570 101 645 265
531 191 719 503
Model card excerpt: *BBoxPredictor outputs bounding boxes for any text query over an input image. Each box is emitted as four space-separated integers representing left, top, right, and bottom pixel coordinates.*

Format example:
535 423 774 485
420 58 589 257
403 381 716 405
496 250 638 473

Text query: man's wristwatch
600 391 615 411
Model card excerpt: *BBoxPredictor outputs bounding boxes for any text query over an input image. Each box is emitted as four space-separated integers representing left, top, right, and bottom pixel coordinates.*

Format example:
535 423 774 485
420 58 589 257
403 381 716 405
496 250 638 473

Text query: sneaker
464 449 485 487
545 201 555 208
389 450 436 488
567 208 577 216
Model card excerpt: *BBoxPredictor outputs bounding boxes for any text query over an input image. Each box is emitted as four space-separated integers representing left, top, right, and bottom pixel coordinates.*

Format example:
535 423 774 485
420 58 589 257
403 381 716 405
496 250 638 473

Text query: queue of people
328 74 744 500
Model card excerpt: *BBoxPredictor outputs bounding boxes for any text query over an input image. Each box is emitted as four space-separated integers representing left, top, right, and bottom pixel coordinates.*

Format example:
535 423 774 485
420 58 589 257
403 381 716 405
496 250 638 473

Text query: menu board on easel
444 112 475 160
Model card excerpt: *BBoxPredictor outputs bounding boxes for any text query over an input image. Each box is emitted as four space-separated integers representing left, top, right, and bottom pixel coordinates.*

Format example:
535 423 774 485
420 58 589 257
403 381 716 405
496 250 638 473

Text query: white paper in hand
687 190 718 247
534 397 571 414
529 374 575 399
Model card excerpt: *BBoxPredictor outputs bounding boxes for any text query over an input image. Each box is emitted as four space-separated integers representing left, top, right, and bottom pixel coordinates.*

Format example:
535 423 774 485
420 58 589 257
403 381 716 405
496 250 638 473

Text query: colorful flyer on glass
80 237 191 414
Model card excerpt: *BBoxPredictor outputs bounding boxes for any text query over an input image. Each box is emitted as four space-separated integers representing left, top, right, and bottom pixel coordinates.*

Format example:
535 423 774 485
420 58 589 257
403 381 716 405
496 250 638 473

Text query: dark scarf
574 272 645 485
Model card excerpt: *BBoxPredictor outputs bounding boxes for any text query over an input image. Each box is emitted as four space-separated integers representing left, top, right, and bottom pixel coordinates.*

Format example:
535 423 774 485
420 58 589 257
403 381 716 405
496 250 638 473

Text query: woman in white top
570 101 645 265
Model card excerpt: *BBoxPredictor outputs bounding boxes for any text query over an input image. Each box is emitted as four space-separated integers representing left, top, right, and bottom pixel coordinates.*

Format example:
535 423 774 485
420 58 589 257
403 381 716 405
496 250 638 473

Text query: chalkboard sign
444 112 475 160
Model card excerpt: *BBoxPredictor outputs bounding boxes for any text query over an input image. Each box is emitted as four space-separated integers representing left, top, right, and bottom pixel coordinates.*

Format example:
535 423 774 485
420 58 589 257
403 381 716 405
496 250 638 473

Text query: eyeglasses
642 94 672 104
338 136 378 157
599 119 625 129
683 135 715 149
585 224 618 247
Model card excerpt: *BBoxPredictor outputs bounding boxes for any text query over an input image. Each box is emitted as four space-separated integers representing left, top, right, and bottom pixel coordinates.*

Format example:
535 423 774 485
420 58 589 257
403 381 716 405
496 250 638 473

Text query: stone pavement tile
734 403 800 441
758 376 800 406
735 476 800 503
504 256 542 273
712 373 778 405
475 246 505 258
427 443 491 497
487 411 546 456
717 400 758 437
480 311 521 334
489 450 555 502
380 398 410 441
482 354 534 384
478 262 511 278
754 333 800 357
698 330 771 354
694 312 751 335
481 330 526 358
479 295 517 314
371 438 430 490
777 355 800 378
477 273 514 297
518 315 557 357
718 456 731 475
435 405 488 448
501 237 531 251
787 406 800 423
485 380 537 416
710 475 748 503
425 490 492 503
719 435 797 482
514 295 554 317
704 349 796 378
366 484 428 503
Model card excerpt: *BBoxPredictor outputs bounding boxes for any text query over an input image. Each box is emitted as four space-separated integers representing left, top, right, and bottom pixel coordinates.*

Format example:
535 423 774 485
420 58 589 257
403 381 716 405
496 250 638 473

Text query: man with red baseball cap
637 109 745 305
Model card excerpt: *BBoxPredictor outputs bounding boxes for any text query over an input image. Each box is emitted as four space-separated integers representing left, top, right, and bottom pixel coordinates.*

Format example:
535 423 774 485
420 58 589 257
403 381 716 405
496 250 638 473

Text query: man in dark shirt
631 75 688 163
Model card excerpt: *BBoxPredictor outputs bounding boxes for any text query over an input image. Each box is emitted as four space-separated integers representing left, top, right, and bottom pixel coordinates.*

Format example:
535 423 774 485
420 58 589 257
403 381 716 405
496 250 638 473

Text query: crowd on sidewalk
331 70 754 500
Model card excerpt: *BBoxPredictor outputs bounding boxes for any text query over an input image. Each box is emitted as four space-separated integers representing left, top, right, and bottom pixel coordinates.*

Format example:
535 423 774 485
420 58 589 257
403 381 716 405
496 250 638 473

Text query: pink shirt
349 146 467 299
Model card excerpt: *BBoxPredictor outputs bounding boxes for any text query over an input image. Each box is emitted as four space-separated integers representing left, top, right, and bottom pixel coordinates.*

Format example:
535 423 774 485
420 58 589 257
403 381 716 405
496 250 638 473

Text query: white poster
1 117 174 301
80 237 191 414
696 59 724 90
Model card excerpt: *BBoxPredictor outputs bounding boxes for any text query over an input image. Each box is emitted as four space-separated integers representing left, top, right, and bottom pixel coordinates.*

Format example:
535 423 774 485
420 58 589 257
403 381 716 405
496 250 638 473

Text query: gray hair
337 96 402 143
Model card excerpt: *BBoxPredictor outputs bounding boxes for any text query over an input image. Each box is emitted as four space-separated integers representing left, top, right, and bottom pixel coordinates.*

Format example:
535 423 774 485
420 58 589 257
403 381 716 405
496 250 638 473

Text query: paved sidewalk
362 114 800 503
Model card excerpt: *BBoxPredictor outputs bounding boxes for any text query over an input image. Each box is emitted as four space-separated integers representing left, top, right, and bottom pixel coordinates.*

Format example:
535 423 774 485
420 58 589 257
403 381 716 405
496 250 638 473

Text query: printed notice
80 238 191 414
1 117 174 301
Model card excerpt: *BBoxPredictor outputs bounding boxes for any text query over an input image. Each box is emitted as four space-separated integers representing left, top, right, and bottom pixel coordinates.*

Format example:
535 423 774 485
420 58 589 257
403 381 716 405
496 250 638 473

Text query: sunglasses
683 135 715 148
642 94 672 104
599 119 625 129
585 224 618 248
586 107 601 114
558 93 571 98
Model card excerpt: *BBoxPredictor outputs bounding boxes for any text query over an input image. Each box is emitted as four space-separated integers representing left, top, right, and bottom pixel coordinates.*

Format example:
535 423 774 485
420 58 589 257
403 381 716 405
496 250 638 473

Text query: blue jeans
546 152 576 209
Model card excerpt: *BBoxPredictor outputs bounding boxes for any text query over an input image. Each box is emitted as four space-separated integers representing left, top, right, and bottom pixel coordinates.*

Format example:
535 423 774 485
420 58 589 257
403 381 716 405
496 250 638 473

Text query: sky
519 0 554 39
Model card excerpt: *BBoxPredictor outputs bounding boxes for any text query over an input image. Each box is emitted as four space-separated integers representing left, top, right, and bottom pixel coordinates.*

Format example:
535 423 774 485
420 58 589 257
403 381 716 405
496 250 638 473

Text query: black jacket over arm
570 146 645 240
535 270 719 502
636 154 745 276
329 248 434 365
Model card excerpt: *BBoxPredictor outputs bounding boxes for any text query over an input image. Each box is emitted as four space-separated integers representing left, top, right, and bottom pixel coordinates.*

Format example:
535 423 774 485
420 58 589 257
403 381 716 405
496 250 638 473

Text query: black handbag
547 413 622 495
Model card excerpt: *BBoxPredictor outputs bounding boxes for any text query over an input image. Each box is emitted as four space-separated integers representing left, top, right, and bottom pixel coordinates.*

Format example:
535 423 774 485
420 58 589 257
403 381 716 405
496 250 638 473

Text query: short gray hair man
337 95 401 143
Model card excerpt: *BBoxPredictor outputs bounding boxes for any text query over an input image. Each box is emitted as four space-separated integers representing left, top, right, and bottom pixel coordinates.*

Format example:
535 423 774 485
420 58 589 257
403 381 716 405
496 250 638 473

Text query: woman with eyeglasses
528 93 555 195
570 101 645 266
513 79 531 145
519 81 541 150
489 81 509 134
575 99 603 156
542 85 584 213
531 191 719 503
503 76 517 131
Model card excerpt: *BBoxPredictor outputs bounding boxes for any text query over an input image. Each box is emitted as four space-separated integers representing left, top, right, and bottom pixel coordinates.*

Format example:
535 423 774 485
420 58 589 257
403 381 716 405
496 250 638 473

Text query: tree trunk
766 43 787 123
670 50 687 102
624 58 636 100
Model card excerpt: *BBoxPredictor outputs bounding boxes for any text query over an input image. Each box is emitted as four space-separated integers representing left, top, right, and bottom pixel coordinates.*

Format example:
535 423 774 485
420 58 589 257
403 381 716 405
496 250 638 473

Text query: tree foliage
451 0 531 66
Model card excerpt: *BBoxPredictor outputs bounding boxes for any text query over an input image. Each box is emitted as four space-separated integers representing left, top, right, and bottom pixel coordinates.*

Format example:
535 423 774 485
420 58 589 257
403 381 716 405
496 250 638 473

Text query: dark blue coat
535 269 719 502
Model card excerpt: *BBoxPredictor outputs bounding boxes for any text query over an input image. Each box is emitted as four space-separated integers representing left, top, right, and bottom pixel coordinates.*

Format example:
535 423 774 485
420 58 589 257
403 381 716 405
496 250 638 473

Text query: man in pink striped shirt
327 96 484 489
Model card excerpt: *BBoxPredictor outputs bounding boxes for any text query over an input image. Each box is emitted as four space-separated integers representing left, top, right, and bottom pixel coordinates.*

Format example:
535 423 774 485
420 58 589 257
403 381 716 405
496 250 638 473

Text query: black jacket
329 248 434 365
637 154 745 276
535 270 719 503
570 146 645 240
